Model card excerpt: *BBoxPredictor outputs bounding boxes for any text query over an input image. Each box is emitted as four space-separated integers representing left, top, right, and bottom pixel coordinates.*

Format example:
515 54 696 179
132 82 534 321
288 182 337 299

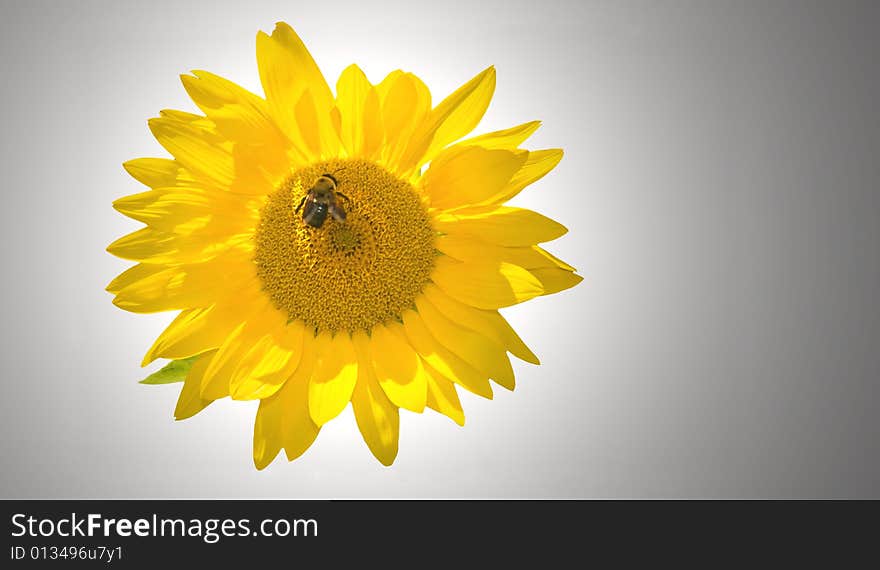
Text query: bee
295 173 352 228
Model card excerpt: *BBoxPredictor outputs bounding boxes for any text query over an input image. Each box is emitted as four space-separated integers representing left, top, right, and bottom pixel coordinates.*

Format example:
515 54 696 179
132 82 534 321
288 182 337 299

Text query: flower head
108 22 581 467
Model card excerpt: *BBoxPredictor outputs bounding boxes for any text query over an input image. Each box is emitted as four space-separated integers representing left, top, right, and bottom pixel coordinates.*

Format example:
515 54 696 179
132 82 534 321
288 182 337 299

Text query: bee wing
328 200 347 222
295 195 308 214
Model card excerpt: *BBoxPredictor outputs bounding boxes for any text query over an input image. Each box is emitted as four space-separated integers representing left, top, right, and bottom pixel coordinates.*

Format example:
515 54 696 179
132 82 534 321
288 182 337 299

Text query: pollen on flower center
254 159 436 334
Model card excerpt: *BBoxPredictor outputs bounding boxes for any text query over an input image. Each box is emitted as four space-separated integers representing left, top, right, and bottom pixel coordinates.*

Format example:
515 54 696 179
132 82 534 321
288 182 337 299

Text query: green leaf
139 356 199 385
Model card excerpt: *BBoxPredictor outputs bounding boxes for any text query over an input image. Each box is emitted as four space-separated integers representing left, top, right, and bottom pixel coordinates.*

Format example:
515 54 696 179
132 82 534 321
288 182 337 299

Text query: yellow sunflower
107 22 581 467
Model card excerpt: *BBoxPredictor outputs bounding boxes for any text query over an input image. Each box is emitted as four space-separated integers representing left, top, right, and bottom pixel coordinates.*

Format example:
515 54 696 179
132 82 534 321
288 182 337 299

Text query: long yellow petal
106 226 253 265
422 283 539 365
530 267 584 295
398 66 496 173
253 395 283 470
257 22 339 160
106 263 165 294
253 332 320 468
112 187 254 232
436 233 577 272
424 364 465 426
421 146 527 210
122 158 198 189
334 64 370 157
333 65 383 159
455 121 542 150
495 148 564 203
401 309 493 399
415 296 516 390
111 257 255 314
368 322 427 412
174 351 217 420
430 255 543 309
433 206 568 246
158 108 214 128
435 233 561 269
308 331 358 425
280 333 321 461
256 23 335 160
377 71 431 171
351 330 400 466
536 245 577 272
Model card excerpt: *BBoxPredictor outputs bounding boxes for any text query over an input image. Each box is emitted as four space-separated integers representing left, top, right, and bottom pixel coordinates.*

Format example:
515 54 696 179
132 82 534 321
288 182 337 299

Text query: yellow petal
106 226 253 265
433 206 568 246
536 246 577 272
256 23 334 160
122 158 198 189
199 318 245 400
456 120 542 150
424 364 465 426
148 116 234 190
334 64 371 157
366 322 427 412
377 71 431 170
111 258 255 314
351 331 400 466
253 332 320 468
106 226 186 260
401 309 493 399
112 187 252 232
422 147 527 210
158 108 215 128
422 283 539 365
253 395 283 470
415 295 516 390
280 333 321 461
399 66 496 172
437 233 578 276
436 234 565 270
308 331 358 425
230 318 305 401
333 65 383 159
430 255 543 309
495 148 564 203
106 263 164 294
174 351 217 420
530 267 584 295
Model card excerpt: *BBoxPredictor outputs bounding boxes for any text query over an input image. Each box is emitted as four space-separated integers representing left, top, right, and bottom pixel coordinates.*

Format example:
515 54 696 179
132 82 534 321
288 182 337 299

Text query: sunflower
107 22 581 467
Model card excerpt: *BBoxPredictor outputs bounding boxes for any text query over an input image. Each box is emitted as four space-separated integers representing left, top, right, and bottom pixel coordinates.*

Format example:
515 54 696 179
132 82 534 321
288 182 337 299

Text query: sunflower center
254 159 436 334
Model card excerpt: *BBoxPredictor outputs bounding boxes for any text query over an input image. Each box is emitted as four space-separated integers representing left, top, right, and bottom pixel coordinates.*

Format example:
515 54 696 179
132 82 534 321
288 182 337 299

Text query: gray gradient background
0 0 878 498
